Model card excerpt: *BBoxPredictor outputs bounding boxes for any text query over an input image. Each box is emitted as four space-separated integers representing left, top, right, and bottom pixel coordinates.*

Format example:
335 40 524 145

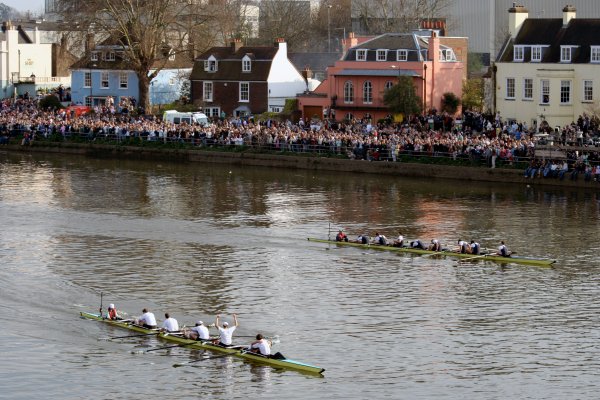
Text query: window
205 56 218 72
397 50 408 61
205 107 220 118
385 81 394 90
513 46 524 61
506 78 515 99
541 79 550 104
591 46 600 63
105 51 115 61
101 71 109 88
363 81 372 103
168 51 175 61
356 49 367 61
169 77 176 86
84 71 91 88
583 80 593 102
560 80 571 104
523 78 533 100
239 82 249 102
85 96 92 107
203 81 213 101
345 113 354 121
242 55 251 72
343 81 353 103
91 52 99 61
531 46 542 62
561 46 571 63
376 50 387 61
119 72 127 89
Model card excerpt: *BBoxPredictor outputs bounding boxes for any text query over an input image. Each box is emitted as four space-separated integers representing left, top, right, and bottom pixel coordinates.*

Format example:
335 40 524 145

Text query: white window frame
396 49 408 61
205 55 218 72
203 81 213 102
83 71 91 88
384 81 394 90
363 81 372 104
105 51 115 61
242 55 251 72
591 46 600 63
560 46 572 63
85 96 92 107
101 71 109 89
541 79 550 104
376 49 387 61
91 52 99 62
523 78 533 100
506 77 515 99
119 72 127 89
356 49 367 61
583 79 593 102
168 51 175 61
343 80 353 103
560 80 571 104
513 46 524 62
239 81 249 102
531 46 542 62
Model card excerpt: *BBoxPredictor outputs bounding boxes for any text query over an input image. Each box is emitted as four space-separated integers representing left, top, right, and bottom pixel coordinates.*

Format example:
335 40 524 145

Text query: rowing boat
307 238 556 267
80 312 325 375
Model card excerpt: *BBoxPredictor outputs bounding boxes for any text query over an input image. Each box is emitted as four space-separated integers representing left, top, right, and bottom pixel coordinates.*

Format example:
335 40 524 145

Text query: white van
163 110 209 126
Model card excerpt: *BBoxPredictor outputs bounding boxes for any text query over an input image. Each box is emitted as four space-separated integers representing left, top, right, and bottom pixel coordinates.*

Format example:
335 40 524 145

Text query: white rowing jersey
498 244 509 256
139 311 157 326
192 325 210 340
458 240 468 252
218 326 237 345
162 317 179 332
251 339 271 356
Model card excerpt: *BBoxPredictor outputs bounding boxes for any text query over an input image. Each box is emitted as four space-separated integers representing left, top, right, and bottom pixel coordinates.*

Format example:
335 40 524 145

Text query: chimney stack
563 5 576 26
508 4 528 39
231 38 242 52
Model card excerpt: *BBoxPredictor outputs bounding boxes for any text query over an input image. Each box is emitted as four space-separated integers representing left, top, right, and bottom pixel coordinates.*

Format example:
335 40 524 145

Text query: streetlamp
327 4 332 53
423 64 427 114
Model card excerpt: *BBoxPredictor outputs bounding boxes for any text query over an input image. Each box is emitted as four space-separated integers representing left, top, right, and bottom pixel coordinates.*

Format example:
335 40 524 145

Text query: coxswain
373 232 388 245
161 312 179 333
497 241 511 257
392 233 404 248
183 321 211 341
410 240 426 249
429 239 441 251
335 229 348 242
136 308 157 329
457 239 470 254
106 303 120 320
470 240 480 255
214 314 238 347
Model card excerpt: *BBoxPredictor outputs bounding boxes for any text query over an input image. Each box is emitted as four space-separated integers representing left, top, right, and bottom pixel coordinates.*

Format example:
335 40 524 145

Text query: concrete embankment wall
2 143 597 189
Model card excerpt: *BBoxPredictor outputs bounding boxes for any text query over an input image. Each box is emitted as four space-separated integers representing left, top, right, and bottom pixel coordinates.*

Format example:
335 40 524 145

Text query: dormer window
105 51 115 61
531 46 542 62
356 49 367 61
376 49 387 61
168 51 175 61
204 55 218 72
91 51 99 61
513 46 524 62
560 46 572 63
439 49 457 62
396 49 408 62
591 46 600 63
242 55 251 72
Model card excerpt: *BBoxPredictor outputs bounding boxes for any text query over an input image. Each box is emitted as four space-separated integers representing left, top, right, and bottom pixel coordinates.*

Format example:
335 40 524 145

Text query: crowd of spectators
1 97 600 179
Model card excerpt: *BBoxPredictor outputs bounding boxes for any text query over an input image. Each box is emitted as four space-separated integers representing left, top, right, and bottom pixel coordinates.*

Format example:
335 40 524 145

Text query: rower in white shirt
136 308 157 329
161 313 179 332
248 334 271 356
497 241 511 257
214 314 238 347
183 321 210 341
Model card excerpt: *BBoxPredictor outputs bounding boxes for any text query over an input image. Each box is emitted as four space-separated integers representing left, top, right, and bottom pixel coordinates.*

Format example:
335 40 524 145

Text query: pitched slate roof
288 52 341 74
498 18 600 63
190 45 278 81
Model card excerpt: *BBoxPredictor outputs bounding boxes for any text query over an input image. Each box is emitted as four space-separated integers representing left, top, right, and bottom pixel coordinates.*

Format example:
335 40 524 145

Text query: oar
234 335 280 344
172 353 235 367
455 254 488 265
102 332 159 340
99 292 103 315
135 341 198 353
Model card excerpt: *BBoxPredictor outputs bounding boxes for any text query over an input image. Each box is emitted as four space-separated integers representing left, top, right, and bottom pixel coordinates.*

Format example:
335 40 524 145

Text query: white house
495 4 600 129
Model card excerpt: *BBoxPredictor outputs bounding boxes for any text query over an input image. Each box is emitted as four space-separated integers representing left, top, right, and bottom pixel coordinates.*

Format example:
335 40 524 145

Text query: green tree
383 76 422 117
441 92 460 114
462 78 484 112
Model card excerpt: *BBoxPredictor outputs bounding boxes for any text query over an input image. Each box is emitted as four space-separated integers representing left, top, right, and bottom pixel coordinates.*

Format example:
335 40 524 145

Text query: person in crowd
135 308 157 329
335 229 348 242
161 313 179 333
214 314 238 347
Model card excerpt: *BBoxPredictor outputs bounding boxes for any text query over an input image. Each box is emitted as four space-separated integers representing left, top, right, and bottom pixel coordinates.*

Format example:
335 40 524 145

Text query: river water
1 151 599 399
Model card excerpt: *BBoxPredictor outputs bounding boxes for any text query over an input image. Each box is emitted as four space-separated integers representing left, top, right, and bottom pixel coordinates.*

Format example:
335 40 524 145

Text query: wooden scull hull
307 238 556 267
80 312 325 375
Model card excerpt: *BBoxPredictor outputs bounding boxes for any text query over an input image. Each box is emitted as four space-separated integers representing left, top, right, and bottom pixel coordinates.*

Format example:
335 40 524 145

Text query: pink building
298 31 467 122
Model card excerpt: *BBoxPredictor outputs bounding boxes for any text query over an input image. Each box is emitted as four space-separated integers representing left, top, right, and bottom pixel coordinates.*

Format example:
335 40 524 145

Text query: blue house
69 40 191 109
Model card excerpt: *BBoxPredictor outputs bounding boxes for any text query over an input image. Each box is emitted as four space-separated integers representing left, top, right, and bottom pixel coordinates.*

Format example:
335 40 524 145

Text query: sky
2 0 45 13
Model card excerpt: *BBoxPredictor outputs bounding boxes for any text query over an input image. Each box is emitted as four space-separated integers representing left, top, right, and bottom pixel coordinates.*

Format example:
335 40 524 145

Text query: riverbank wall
2 142 598 189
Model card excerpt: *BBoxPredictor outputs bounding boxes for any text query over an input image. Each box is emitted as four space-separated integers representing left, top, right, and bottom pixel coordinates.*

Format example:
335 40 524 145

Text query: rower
335 229 348 242
373 232 388 245
136 308 157 329
457 239 470 254
183 321 210 341
214 313 238 347
410 240 426 249
497 241 511 257
429 239 441 251
247 334 285 359
356 234 369 244
470 240 480 255
161 312 179 333
392 233 404 248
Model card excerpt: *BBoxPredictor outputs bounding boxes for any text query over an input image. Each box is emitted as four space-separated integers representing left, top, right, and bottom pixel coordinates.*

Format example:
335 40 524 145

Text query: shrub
38 95 64 110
